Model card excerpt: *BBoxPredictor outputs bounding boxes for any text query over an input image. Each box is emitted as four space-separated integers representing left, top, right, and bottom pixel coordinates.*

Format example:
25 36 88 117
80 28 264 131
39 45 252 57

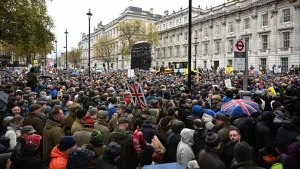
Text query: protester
95 142 121 169
66 147 94 169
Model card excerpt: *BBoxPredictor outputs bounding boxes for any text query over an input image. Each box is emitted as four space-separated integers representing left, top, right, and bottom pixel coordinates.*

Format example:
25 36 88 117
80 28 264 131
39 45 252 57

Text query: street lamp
54 40 57 69
64 29 68 70
87 9 93 76
194 37 198 69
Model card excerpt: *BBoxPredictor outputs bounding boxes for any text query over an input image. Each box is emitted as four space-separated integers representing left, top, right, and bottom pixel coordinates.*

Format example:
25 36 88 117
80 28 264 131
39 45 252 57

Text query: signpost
234 39 248 91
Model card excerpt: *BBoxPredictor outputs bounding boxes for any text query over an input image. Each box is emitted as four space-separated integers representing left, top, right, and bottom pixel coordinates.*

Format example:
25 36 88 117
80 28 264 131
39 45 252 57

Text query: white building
78 6 162 70
155 0 300 72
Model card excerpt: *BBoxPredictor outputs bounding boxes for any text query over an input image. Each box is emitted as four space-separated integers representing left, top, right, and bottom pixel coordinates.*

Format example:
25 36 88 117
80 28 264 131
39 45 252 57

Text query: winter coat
61 103 81 135
10 138 25 169
94 120 110 144
49 145 68 169
108 129 136 169
108 103 117 120
197 147 226 169
95 155 118 169
5 124 21 149
72 128 91 147
202 113 216 132
26 72 38 88
23 113 43 136
235 161 265 169
0 143 12 169
217 123 234 155
273 142 300 169
140 123 157 143
82 144 106 169
185 114 202 129
66 148 94 169
164 132 181 163
275 122 300 154
109 115 134 132
43 118 64 166
176 128 195 168
157 116 177 139
70 118 84 135
192 128 207 157
14 146 47 169
232 117 256 148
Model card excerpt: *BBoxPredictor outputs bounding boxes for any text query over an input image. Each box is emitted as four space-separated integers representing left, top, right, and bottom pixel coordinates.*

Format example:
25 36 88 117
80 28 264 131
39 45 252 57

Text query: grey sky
47 0 225 57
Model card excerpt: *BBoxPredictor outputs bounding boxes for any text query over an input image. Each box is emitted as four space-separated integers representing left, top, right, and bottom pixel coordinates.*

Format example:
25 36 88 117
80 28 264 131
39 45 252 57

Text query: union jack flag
127 82 147 107
221 100 259 116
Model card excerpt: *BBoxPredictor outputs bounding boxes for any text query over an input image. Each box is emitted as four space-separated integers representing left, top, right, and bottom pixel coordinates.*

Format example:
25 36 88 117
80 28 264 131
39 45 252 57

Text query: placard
225 79 232 88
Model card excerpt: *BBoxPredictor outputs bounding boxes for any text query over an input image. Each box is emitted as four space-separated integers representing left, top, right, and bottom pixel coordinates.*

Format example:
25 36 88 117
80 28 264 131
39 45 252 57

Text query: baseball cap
21 125 36 134
26 134 42 146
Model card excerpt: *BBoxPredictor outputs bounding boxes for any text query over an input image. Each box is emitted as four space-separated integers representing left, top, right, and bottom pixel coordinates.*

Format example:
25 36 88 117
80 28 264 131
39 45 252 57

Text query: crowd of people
0 66 299 169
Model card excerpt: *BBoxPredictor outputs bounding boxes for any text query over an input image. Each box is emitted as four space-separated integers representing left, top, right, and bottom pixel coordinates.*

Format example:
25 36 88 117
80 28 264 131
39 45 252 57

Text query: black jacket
140 123 157 144
197 147 226 169
234 160 265 169
13 146 47 169
275 122 300 154
192 128 207 157
232 117 256 148
0 143 12 169
95 155 118 169
164 132 181 163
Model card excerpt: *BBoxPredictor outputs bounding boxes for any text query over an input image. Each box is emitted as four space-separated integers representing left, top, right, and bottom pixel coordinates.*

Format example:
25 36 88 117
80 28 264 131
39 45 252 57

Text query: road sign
234 57 245 71
234 39 246 53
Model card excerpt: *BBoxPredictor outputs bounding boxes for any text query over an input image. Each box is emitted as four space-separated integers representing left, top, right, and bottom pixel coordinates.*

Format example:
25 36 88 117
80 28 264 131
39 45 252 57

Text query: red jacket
133 137 163 163
49 145 68 169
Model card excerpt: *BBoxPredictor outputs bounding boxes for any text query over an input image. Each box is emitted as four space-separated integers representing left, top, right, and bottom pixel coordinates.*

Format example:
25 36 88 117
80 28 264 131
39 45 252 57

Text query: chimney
150 8 153 14
164 10 169 16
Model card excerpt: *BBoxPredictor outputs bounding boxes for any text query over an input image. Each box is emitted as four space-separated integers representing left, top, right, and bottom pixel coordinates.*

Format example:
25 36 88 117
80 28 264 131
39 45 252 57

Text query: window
176 19 179 25
185 32 188 40
215 41 220 54
169 21 172 27
244 18 250 30
204 28 208 37
260 58 266 71
177 34 180 41
204 43 208 55
283 32 290 48
184 46 187 56
170 36 173 43
229 40 234 52
262 14 268 26
215 25 220 35
228 22 234 33
283 9 291 22
163 48 166 58
176 46 180 57
169 47 173 57
227 60 232 66
281 58 288 73
203 61 207 69
157 49 160 58
262 35 268 50
184 16 187 23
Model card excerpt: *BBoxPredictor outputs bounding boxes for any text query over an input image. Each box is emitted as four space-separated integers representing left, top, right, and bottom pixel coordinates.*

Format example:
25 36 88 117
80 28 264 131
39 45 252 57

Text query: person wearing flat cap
108 104 133 132
23 104 43 137
108 116 135 169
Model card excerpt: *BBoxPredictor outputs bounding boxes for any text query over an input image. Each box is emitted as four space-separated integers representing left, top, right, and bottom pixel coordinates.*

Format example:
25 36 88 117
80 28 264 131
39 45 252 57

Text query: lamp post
54 40 57 69
64 29 68 70
87 9 93 76
194 37 198 69
188 0 192 90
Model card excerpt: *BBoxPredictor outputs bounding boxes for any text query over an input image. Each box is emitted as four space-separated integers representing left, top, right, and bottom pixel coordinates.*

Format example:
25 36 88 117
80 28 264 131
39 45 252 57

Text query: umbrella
142 163 185 169
221 99 259 116
71 72 79 76
250 69 262 75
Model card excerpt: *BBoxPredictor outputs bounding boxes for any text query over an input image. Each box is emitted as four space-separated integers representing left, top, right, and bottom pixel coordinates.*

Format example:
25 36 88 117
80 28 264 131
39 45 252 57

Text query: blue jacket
222 96 232 103
50 89 57 99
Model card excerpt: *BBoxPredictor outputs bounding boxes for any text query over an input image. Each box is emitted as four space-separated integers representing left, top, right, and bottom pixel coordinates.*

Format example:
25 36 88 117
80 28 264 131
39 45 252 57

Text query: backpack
270 154 287 169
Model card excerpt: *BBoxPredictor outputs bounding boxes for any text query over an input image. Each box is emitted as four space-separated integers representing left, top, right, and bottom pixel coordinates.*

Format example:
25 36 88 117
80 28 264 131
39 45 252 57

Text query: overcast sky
47 0 225 57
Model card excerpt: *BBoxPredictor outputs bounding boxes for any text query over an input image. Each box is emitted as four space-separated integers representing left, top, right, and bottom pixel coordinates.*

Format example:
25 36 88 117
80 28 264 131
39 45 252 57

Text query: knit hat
137 145 154 166
204 109 216 118
29 104 41 112
234 142 252 162
192 105 203 116
205 132 220 148
58 136 77 151
89 129 103 147
231 106 246 118
66 148 94 169
26 134 42 147
84 117 94 127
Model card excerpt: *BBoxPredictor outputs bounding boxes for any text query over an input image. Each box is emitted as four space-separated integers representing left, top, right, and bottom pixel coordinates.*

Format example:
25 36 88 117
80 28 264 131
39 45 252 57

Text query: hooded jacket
273 142 300 169
192 127 207 157
94 119 110 144
202 113 216 131
14 146 47 169
49 145 68 169
108 129 136 169
61 103 81 135
157 116 177 138
176 128 195 168
66 148 94 169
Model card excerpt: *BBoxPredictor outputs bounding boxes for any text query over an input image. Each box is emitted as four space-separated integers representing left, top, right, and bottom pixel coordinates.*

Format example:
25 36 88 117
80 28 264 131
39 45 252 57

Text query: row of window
157 31 290 57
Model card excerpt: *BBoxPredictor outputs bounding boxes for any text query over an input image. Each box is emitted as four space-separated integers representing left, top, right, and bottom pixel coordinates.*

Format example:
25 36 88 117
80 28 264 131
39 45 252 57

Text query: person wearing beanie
185 105 204 129
94 110 110 144
5 115 23 149
61 103 82 135
71 109 90 135
192 119 208 157
275 116 300 154
49 136 77 169
176 128 195 168
233 142 264 169
23 104 43 137
66 147 94 169
82 129 106 169
42 106 65 166
13 134 47 169
197 132 225 169
95 142 121 169
201 109 216 132
72 117 94 147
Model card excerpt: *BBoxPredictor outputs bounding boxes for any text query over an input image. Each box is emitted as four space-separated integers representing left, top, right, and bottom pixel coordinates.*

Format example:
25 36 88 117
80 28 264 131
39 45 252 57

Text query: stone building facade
155 0 300 72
